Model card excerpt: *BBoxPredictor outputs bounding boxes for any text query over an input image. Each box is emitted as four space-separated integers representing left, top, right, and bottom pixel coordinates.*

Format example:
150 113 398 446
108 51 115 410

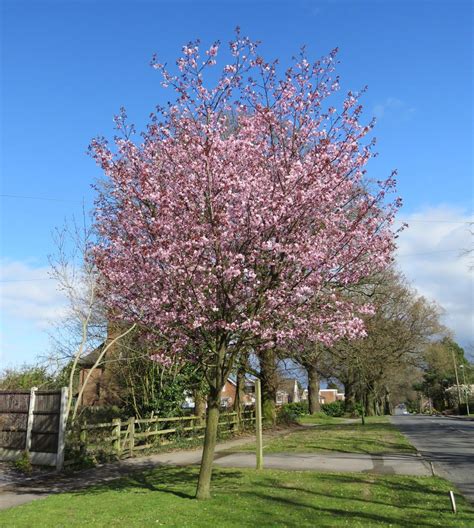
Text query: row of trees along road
295 269 445 417
89 33 401 499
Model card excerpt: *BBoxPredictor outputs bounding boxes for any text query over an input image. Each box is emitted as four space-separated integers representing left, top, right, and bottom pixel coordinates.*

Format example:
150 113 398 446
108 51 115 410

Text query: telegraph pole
451 348 462 413
459 364 470 416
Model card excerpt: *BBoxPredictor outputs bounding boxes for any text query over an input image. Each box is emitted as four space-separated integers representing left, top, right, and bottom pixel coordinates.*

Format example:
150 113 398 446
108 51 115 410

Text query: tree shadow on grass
7 467 473 527
251 470 472 527
69 469 452 528
262 480 455 513
247 490 455 528
309 472 455 498
6 464 245 501
71 465 245 500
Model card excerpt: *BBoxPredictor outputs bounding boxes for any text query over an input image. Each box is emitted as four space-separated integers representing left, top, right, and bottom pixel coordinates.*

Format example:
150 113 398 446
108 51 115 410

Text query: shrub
321 401 345 417
13 451 32 474
77 405 125 424
282 402 309 417
277 406 298 425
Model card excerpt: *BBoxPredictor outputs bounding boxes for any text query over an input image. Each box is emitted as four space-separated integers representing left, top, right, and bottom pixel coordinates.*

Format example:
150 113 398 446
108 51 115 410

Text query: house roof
278 378 299 393
78 344 106 368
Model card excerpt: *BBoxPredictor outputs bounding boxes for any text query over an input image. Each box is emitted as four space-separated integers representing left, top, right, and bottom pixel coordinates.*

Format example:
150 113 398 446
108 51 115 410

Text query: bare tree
46 213 135 423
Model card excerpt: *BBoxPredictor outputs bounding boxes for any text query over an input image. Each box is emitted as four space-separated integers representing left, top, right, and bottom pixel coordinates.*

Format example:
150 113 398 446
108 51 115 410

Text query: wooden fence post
80 424 87 456
112 418 121 457
25 386 37 454
56 387 68 470
129 417 135 456
255 378 263 470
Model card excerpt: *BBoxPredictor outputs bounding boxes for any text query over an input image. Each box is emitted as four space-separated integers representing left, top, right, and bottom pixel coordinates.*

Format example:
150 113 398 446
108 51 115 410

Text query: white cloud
395 205 474 349
0 259 67 328
300 0 322 16
0 260 70 365
373 97 416 121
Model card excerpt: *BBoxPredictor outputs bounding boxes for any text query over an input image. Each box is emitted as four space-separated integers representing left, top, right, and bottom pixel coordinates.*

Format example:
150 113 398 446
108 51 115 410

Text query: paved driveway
391 415 474 503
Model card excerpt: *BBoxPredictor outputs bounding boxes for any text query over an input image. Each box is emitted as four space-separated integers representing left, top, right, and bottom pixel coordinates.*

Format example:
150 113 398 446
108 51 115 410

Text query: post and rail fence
66 409 256 463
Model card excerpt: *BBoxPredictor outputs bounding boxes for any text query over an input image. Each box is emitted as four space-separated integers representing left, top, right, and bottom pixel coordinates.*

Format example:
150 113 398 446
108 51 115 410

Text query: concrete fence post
25 386 38 454
56 387 68 470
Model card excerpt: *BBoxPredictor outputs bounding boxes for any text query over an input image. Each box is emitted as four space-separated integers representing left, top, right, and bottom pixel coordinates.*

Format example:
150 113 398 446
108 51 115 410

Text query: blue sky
1 0 473 367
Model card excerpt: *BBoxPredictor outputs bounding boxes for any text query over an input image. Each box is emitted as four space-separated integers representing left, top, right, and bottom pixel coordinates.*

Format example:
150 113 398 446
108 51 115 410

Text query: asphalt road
391 415 474 503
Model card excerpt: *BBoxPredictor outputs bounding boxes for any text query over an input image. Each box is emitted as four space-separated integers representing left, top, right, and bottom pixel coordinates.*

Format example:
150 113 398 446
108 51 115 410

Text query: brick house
276 378 301 405
220 378 237 408
77 342 122 407
275 379 346 406
319 389 345 404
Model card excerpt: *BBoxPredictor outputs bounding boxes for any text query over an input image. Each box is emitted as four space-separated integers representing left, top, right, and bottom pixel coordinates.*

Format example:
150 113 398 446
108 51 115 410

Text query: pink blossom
91 33 401 366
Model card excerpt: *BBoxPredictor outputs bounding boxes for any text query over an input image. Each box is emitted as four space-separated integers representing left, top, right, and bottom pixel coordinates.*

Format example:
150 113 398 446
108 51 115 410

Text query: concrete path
213 451 431 476
391 415 474 503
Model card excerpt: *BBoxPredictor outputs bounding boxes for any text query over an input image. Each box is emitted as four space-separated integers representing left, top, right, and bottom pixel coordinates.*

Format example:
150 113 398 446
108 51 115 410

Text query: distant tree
419 337 472 411
309 270 444 416
0 364 55 390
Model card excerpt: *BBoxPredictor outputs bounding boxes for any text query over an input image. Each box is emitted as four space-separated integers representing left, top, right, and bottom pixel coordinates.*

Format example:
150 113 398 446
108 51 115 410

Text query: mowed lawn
237 416 416 454
1 466 473 527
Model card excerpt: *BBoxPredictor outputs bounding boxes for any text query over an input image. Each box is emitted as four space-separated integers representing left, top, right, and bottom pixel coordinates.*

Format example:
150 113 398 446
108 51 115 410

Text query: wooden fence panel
0 430 26 450
31 432 59 453
0 388 67 467
31 391 61 455
33 413 59 433
0 391 30 413
35 392 61 412
0 391 30 451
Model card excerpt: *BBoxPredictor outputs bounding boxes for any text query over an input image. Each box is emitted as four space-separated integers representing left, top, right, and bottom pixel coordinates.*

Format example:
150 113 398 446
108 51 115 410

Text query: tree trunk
307 364 321 414
234 363 246 427
259 348 278 426
343 378 356 413
194 391 206 425
360 401 366 425
365 390 376 416
195 386 221 500
383 386 392 415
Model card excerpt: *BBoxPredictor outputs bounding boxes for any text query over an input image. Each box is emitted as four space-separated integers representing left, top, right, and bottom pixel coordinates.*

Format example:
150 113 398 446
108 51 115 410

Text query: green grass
297 412 350 425
1 466 472 527
239 416 416 454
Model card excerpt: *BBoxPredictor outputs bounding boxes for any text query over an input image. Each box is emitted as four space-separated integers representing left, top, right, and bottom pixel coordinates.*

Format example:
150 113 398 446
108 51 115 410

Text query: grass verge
1 466 472 527
298 412 351 426
238 416 416 454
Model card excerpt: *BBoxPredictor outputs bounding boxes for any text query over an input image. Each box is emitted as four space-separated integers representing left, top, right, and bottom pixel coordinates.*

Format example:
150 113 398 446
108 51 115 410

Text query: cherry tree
90 31 401 499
